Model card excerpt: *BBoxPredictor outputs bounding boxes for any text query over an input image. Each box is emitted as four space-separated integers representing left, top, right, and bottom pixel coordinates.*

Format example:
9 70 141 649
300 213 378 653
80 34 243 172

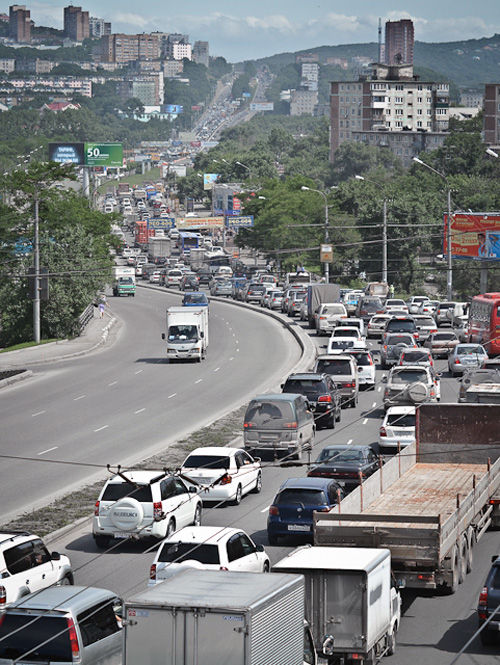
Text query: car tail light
318 395 332 402
219 566 229 571
244 422 254 428
0 586 6 606
284 421 298 428
343 382 355 388
319 316 327 320
430 329 437 333
414 332 419 339
269 505 279 516
478 586 488 619
67 617 80 662
94 501 100 516
383 345 388 350
220 474 232 485
417 573 434 581
430 389 435 397
351 654 363 660
380 427 387 437
149 564 156 580
368 355 374 365
454 359 461 364
153 502 162 519
490 498 500 505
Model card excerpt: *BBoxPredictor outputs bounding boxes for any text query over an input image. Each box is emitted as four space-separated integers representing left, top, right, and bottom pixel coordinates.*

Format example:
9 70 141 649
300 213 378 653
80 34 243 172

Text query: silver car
448 343 488 375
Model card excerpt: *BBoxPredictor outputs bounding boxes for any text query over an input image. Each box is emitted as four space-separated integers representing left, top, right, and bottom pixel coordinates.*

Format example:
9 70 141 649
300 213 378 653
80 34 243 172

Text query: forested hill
249 34 500 89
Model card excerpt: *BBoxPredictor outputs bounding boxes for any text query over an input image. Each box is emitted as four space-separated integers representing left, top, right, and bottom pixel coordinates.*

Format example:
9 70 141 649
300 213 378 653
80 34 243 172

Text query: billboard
177 217 224 229
48 142 85 165
444 212 500 261
250 102 274 112
203 173 220 190
147 218 175 230
85 143 123 168
164 104 183 114
226 215 254 229
170 164 187 177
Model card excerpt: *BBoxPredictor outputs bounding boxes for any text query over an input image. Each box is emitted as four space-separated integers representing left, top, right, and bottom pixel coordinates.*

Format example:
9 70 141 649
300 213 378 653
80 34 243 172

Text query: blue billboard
164 104 184 114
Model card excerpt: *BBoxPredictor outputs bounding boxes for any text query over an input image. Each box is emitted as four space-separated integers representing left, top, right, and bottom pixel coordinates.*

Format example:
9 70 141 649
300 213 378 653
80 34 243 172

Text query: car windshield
168 325 198 342
329 340 354 349
102 482 153 503
417 318 435 326
184 294 206 304
348 353 371 366
183 455 230 470
316 359 352 374
0 615 72 661
387 321 415 332
391 370 427 384
316 447 350 462
325 449 365 463
333 329 358 338
387 413 416 427
463 371 500 385
434 333 457 341
158 542 220 564
456 346 484 355
276 488 327 505
322 305 345 315
245 401 294 427
360 299 382 310
401 351 429 363
283 379 324 394
388 335 413 345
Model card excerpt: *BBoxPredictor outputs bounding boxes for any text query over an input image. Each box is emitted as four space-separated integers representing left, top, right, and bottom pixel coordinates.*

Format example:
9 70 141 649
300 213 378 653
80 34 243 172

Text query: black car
179 274 199 291
281 372 341 429
307 444 380 491
477 554 500 645
196 268 212 285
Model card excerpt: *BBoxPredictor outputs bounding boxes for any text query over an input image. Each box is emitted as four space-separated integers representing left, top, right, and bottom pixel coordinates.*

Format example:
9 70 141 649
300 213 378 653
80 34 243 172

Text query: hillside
249 34 500 90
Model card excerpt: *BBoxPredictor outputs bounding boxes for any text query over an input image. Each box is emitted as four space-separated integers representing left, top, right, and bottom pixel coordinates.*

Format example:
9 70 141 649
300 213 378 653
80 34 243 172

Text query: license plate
287 524 310 532
114 532 134 539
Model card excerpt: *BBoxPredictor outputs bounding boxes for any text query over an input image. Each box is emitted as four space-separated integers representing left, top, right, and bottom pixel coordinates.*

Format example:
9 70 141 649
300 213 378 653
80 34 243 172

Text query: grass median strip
0 406 246 537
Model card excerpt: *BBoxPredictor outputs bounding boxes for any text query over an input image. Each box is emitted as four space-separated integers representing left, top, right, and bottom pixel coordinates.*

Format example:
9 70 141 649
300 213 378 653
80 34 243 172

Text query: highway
2 287 498 663
0 287 300 522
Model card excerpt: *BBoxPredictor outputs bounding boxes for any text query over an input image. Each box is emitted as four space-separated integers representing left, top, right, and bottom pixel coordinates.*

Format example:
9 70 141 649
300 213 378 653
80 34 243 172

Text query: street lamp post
301 186 330 283
355 175 388 283
236 160 251 178
413 157 453 300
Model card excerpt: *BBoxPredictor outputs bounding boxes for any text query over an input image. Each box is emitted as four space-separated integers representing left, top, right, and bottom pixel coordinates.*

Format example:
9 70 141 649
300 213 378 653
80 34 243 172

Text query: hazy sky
27 1 500 61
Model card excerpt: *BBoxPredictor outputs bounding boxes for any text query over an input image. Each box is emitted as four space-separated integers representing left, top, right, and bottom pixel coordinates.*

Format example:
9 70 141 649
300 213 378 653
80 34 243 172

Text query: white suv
92 471 203 548
0 532 73 607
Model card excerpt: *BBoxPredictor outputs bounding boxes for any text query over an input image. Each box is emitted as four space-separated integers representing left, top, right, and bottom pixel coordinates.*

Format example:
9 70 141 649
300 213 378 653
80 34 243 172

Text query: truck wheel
365 647 377 665
466 528 475 573
443 547 460 595
387 630 397 656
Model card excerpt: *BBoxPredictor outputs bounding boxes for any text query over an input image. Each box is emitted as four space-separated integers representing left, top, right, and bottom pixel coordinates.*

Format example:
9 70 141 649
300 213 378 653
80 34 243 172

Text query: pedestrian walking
98 302 105 318
389 284 395 298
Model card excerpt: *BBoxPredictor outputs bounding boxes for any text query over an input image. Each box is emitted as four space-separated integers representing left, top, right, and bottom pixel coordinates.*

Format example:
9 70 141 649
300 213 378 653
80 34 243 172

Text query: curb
44 514 93 546
0 369 33 389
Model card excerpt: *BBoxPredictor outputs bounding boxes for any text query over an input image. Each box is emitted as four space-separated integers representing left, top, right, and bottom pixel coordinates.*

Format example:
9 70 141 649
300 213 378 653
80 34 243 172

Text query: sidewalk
0 311 119 374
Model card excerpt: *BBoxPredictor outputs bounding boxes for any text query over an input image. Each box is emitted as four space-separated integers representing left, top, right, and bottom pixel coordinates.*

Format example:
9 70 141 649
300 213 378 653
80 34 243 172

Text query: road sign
320 244 333 263
226 215 254 229
84 143 123 168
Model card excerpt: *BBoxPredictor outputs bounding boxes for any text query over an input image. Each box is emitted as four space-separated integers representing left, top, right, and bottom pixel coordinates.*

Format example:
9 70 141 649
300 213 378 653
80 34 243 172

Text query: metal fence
78 302 95 334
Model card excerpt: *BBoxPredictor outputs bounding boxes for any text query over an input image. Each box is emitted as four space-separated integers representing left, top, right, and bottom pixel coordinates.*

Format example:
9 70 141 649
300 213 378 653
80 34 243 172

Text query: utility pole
382 198 387 283
324 197 330 284
33 192 40 343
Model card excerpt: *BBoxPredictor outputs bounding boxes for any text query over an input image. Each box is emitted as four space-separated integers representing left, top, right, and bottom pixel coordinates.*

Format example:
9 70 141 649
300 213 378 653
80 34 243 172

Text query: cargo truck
112 266 136 297
122 569 308 665
189 247 206 270
274 546 400 665
148 237 172 261
314 403 500 594
306 283 341 328
162 306 208 361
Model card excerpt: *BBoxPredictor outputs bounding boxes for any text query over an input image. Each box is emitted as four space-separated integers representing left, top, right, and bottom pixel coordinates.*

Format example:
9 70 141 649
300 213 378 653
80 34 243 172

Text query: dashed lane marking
134 408 146 414
32 411 46 417
73 395 86 401
214 367 220 372
363 418 368 425
108 381 118 386
135 370 143 375
347 439 353 445
168 393 177 399
261 505 270 513
195 379 203 384
38 446 58 456
94 425 109 432
372 402 377 408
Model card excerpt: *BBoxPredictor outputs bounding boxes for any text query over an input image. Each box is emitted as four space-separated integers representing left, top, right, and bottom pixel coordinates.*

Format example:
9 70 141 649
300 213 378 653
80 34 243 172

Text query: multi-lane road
2 287 499 663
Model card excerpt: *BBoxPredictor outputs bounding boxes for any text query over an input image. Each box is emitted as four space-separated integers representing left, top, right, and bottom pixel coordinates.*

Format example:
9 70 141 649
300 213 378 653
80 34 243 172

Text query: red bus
468 292 500 355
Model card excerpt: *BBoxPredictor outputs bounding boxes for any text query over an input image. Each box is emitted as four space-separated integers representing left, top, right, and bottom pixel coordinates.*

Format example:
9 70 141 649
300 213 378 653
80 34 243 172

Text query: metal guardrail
78 302 95 334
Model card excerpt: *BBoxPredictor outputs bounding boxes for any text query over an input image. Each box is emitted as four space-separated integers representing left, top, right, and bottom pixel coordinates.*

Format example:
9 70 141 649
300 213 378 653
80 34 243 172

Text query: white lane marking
377 386 382 392
38 446 58 456
108 381 118 386
347 439 353 445
168 393 177 399
73 394 86 401
363 418 368 425
261 505 270 513
236 347 240 352
214 367 220 372
195 379 203 384
135 369 143 375
32 410 46 417
94 425 109 432
229 357 234 361
134 408 146 414
232 333 236 337
372 402 377 408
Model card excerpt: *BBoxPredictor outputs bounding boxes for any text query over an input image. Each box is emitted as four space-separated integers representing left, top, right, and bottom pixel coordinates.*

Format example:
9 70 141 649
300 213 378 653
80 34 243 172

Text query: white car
166 269 183 286
149 526 270 584
346 349 376 389
379 406 416 452
407 296 430 314
0 532 73 607
104 203 114 213
384 299 409 314
315 303 348 335
181 447 262 504
92 471 203 548
327 326 367 354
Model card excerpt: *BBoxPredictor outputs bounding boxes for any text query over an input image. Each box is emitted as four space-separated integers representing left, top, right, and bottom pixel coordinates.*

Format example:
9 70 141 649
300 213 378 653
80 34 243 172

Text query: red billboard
444 212 500 261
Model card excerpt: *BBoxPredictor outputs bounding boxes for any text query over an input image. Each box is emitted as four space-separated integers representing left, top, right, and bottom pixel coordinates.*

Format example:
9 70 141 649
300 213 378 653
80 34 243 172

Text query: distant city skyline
23 1 500 61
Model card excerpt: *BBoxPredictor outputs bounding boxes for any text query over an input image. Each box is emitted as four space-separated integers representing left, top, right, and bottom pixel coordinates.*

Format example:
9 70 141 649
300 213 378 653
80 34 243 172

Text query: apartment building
1 77 92 97
89 17 111 39
163 59 184 77
301 63 319 91
97 33 160 64
193 41 209 67
385 19 414 65
9 5 30 43
63 6 89 42
330 63 449 160
0 58 15 73
117 73 164 106
290 88 318 116
483 84 500 146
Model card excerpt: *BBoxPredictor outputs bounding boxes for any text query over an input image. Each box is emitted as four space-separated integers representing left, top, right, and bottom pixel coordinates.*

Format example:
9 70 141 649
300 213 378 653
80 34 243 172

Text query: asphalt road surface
0 287 300 522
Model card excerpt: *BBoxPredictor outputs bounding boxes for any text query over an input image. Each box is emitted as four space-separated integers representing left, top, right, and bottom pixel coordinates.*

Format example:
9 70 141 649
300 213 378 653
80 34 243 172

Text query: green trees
0 163 114 346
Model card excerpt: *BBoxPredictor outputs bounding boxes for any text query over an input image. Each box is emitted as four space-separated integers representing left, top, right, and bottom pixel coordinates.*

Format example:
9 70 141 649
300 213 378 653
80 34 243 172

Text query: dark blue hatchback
182 292 209 307
267 477 344 545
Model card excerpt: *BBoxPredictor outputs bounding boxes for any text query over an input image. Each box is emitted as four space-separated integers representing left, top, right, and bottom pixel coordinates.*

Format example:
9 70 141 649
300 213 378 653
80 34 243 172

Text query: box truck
112 266 136 296
162 306 208 361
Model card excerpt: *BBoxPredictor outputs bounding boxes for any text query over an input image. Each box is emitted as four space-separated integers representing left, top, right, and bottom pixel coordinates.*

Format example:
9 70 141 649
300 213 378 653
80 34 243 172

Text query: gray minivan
243 393 315 460
0 586 122 665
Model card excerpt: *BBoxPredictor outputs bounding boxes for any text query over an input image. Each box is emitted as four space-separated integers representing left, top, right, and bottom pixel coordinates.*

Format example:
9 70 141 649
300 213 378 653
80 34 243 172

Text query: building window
395 84 403 91
395 96 403 103
395 108 403 115
427 122 432 127
417 85 423 91
417 109 423 115
417 97 423 103
395 121 402 127
417 121 423 127
339 120 343 127
386 108 391 115
427 97 432 103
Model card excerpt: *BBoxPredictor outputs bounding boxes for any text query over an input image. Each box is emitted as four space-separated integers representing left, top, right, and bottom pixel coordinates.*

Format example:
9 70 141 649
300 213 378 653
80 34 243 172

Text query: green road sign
84 143 123 167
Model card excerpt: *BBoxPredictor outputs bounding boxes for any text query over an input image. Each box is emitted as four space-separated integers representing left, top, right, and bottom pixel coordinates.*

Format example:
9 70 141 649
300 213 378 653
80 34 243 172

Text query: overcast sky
27 1 500 61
